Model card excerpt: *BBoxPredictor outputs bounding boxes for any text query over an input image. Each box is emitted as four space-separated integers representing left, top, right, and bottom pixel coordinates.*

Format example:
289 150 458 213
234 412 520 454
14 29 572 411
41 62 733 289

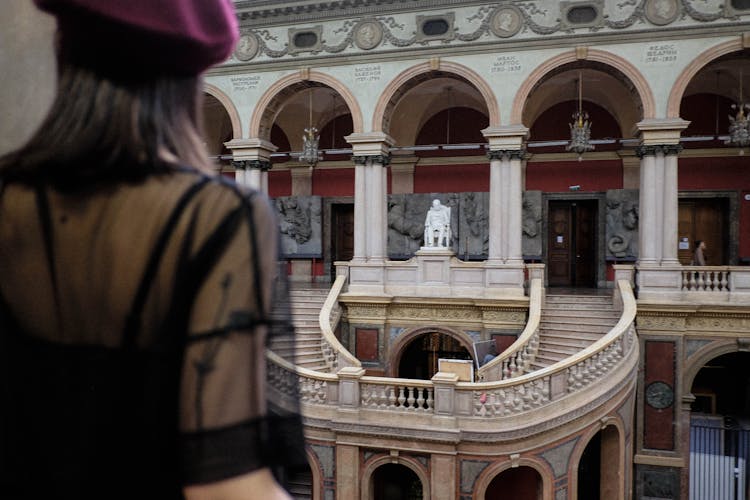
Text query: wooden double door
548 200 598 287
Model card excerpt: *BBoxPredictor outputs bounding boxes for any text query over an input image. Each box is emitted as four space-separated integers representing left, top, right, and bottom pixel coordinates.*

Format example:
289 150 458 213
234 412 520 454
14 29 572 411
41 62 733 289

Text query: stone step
540 318 617 328
537 344 585 356
541 323 614 335
541 309 619 320
545 294 612 302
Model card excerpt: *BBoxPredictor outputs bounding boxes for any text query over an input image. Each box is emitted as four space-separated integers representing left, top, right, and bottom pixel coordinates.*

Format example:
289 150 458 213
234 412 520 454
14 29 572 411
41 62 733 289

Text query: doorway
397 332 472 380
371 463 423 500
331 203 354 280
678 198 728 265
547 200 598 287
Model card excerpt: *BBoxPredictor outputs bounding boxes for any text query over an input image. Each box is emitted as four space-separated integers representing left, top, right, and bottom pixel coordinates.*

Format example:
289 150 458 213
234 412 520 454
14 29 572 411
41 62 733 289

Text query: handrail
318 274 361 369
464 278 636 392
477 277 542 381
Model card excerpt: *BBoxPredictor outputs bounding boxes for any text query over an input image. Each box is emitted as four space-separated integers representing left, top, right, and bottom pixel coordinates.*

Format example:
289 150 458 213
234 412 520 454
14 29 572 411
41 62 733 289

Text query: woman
692 240 706 266
0 0 304 498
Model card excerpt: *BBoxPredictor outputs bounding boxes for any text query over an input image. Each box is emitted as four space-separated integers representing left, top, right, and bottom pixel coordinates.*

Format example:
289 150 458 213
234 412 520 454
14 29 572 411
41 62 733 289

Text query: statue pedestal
414 248 455 296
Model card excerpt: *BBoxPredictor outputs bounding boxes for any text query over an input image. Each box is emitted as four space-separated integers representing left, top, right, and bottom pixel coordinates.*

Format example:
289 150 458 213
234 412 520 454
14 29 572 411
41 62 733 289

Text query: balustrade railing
267 273 639 423
477 276 542 382
681 266 731 292
360 378 434 412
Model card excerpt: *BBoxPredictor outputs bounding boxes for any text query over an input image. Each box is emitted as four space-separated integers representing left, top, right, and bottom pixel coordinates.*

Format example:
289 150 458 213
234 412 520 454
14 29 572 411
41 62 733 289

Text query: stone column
288 162 313 196
635 118 687 266
346 132 394 262
482 126 528 264
224 138 277 193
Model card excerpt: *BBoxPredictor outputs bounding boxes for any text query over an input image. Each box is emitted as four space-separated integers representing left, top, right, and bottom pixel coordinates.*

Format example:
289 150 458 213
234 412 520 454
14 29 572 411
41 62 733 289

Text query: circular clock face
646 381 674 409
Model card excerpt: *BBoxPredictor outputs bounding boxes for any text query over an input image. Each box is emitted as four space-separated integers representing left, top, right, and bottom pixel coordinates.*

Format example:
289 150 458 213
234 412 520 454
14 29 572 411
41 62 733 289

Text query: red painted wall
414 164 489 193
313 168 355 196
267 169 292 197
679 156 750 259
526 160 623 192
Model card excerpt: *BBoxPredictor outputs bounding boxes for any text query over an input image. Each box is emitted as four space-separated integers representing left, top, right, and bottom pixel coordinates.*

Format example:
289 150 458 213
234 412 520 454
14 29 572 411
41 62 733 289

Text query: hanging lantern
299 87 322 166
726 69 750 149
566 71 595 160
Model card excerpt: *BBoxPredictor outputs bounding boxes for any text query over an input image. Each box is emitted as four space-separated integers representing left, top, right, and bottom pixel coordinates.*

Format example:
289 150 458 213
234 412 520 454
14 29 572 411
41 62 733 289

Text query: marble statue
424 199 451 248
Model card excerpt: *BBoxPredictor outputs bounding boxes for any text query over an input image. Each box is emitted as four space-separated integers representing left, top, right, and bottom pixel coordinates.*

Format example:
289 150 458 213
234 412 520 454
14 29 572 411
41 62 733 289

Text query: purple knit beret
34 0 239 77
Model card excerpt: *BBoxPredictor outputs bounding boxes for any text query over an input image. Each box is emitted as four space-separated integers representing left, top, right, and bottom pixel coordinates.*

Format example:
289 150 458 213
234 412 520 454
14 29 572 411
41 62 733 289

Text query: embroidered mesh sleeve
179 189 305 485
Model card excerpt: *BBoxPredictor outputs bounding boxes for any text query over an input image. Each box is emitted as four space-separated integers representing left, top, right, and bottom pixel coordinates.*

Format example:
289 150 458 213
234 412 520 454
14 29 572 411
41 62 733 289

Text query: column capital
636 118 690 145
352 154 391 166
635 144 683 158
345 132 394 157
482 124 529 150
487 149 525 161
224 138 278 162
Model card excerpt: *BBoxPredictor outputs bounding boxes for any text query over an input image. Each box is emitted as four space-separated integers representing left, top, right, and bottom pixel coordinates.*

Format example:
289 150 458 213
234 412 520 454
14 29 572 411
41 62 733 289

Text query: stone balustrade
477 267 544 382
267 276 638 427
638 265 750 303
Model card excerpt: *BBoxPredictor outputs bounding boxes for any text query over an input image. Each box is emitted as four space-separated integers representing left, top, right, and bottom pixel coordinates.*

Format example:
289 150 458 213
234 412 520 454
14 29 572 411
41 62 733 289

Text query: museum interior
211 1 750 499
5 0 750 498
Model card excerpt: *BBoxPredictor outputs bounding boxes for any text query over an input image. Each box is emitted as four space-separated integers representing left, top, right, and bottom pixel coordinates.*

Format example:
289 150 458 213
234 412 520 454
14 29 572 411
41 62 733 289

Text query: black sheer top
0 168 304 498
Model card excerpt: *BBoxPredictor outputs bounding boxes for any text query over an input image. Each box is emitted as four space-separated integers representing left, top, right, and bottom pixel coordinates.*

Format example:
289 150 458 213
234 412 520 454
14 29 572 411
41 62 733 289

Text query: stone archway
571 422 624 500
203 83 241 140
388 326 475 379
475 458 553 500
361 455 429 500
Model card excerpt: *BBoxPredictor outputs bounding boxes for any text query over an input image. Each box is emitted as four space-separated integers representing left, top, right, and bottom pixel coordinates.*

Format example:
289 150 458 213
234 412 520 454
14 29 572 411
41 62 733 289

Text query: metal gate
690 418 750 500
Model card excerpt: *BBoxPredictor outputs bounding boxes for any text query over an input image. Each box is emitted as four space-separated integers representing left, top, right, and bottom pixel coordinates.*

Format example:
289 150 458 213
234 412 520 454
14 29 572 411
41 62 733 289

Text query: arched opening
676 49 750 267
397 331 472 380
522 62 642 289
371 463 423 500
577 426 621 500
281 462 314 499
690 352 750 499
485 466 542 500
201 93 234 171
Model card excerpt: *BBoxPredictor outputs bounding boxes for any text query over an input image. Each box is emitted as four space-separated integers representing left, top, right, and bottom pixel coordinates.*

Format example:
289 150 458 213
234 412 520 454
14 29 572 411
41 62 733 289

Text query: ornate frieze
352 154 391 166
487 149 525 161
227 0 734 64
634 144 683 158
231 159 272 171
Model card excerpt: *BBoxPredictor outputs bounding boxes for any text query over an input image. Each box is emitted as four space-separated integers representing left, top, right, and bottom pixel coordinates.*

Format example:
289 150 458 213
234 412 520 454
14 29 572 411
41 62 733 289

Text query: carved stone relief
386 191 542 260
234 33 259 61
644 0 680 25
489 6 524 37
232 0 732 62
388 193 459 258
353 19 383 49
459 192 489 258
605 189 639 260
274 195 323 257
523 190 543 259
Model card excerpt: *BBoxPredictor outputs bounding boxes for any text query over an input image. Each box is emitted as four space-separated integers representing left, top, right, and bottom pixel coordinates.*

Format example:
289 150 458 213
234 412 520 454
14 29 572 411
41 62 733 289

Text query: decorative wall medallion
234 33 259 61
489 6 523 38
646 381 674 409
288 26 323 54
645 0 679 25
354 20 383 50
559 0 605 30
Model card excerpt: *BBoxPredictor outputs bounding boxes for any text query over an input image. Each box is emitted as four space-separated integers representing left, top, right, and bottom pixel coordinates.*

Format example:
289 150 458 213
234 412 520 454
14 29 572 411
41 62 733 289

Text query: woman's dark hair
0 61 210 189
695 240 703 248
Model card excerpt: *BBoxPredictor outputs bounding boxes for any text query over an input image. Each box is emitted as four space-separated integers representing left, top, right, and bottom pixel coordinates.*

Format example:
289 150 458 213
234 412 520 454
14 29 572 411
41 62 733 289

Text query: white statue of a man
424 199 451 247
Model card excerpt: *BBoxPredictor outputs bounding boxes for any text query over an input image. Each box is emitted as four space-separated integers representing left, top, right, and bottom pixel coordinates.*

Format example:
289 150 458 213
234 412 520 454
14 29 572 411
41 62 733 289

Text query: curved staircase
530 293 619 371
